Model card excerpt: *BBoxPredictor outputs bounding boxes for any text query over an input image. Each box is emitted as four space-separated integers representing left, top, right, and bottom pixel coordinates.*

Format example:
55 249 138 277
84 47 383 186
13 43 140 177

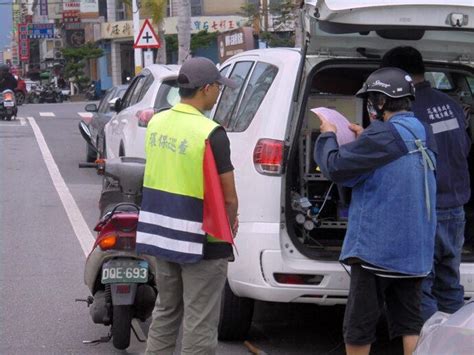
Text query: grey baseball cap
177 57 238 89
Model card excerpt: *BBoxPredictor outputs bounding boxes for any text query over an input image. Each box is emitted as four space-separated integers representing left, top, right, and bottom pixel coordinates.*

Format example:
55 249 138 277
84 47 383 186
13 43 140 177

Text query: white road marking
78 112 93 119
0 117 26 127
27 116 94 256
39 112 56 117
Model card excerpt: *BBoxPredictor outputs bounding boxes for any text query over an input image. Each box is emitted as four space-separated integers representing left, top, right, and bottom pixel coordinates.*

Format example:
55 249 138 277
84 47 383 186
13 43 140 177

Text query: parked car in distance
83 84 128 162
104 64 180 159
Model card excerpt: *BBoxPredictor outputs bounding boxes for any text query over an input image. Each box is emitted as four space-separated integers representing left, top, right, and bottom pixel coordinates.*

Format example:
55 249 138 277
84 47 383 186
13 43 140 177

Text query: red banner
17 23 29 62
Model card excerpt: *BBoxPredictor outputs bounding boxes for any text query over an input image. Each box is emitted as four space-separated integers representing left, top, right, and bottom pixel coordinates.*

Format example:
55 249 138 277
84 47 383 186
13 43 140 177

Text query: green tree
240 0 299 48
164 31 218 63
61 42 103 93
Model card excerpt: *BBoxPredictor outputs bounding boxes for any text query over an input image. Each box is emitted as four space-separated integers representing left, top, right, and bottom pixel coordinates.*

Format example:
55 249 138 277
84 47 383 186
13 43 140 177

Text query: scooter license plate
101 260 148 284
3 102 14 107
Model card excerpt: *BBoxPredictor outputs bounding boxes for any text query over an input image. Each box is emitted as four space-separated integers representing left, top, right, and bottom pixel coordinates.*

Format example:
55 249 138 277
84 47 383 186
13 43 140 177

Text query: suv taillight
253 138 284 175
137 108 155 127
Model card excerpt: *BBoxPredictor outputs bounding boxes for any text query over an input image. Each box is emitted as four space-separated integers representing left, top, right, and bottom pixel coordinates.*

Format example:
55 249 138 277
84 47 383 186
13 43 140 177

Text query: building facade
10 1 290 91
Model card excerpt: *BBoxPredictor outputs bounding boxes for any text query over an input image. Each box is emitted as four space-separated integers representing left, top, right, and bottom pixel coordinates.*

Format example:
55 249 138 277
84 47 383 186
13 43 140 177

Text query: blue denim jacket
315 113 437 275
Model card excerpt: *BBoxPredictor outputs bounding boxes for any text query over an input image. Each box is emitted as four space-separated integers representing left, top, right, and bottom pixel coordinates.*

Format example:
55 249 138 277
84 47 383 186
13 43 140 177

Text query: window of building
191 0 202 16
116 0 131 21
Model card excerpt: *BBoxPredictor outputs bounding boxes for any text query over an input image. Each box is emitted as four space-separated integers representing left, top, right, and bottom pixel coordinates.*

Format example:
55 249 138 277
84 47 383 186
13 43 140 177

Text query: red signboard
18 23 30 62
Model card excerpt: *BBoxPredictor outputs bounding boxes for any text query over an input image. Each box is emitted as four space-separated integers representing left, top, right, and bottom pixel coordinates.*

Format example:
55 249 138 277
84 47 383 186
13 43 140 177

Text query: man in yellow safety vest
137 57 239 355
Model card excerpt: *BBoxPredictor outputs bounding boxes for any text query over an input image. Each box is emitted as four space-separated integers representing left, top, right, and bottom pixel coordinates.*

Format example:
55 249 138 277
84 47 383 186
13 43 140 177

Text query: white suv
104 64 180 159
214 0 474 340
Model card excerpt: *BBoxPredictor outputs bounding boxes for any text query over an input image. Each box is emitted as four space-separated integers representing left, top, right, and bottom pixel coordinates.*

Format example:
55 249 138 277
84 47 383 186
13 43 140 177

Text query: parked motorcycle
39 84 63 103
27 84 42 104
77 122 157 350
60 88 71 101
85 82 97 101
0 89 17 120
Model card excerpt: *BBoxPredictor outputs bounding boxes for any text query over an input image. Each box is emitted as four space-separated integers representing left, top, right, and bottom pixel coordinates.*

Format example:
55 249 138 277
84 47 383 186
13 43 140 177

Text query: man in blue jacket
382 46 471 321
315 67 437 355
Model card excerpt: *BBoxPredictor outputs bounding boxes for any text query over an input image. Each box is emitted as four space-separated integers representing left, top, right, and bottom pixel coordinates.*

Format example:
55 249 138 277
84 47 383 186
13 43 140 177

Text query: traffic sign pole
133 0 143 76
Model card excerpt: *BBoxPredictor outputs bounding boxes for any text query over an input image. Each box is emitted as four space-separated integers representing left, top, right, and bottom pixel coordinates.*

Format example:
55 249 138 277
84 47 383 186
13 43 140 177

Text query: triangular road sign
134 19 161 49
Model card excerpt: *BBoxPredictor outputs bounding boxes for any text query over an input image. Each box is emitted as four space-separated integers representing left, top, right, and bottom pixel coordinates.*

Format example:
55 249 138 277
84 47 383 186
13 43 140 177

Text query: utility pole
133 0 143 75
262 0 269 33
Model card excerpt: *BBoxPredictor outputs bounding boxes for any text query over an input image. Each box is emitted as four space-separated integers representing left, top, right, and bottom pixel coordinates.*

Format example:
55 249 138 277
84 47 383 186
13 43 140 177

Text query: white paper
311 107 357 146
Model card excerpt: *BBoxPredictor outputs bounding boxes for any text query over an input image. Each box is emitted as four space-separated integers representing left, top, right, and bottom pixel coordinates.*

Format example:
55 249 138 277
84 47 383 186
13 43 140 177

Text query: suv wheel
218 281 254 341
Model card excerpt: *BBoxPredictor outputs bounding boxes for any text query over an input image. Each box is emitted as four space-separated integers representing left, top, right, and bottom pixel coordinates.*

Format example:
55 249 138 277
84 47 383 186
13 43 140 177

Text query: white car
212 0 474 340
104 64 180 159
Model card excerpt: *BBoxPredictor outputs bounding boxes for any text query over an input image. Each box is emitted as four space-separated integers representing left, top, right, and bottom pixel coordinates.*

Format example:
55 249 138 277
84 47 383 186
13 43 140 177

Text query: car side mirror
113 98 123 113
108 97 119 110
85 103 98 112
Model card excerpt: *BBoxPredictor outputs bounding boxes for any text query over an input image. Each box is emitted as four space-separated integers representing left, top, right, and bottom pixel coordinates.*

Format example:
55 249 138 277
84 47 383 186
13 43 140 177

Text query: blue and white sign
28 24 55 39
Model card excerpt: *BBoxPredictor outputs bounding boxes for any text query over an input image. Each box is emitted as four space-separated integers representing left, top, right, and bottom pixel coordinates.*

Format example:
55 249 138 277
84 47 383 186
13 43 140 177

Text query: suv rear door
303 1 474 61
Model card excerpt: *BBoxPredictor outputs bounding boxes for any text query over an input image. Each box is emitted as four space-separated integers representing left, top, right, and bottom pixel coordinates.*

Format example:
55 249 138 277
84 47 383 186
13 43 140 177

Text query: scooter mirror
78 121 98 154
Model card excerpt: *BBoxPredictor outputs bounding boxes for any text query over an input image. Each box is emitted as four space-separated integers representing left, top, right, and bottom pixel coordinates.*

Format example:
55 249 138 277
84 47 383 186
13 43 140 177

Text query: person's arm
314 121 407 184
209 127 239 234
219 171 238 233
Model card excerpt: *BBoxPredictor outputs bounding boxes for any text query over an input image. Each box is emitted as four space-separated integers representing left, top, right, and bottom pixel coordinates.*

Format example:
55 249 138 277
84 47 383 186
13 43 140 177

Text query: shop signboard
80 0 99 19
39 0 48 16
63 0 80 11
28 24 55 39
18 23 30 62
63 9 81 30
102 21 133 39
101 16 246 40
218 27 255 63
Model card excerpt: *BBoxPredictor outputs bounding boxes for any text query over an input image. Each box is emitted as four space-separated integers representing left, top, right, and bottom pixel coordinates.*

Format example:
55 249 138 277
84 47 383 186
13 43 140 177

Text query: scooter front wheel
111 305 132 350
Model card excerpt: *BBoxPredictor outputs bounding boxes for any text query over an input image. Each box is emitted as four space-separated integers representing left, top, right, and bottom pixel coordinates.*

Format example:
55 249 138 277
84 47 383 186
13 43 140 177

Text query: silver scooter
77 122 157 350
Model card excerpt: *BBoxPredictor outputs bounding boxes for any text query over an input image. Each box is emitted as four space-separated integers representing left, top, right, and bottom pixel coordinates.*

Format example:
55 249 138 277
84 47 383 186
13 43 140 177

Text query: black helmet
0 64 10 73
356 67 415 100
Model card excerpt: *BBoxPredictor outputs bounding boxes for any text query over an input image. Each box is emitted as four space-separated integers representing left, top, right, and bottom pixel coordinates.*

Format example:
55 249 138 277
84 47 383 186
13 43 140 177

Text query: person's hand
317 115 337 133
231 215 239 237
349 123 364 138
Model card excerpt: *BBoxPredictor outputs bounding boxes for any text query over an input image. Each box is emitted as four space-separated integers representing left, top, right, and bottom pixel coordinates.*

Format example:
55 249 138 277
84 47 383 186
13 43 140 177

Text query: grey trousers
145 258 228 355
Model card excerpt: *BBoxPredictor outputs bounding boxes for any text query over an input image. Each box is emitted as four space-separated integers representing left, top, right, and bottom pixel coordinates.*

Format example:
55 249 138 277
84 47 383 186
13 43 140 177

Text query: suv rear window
214 61 278 131
232 63 278 131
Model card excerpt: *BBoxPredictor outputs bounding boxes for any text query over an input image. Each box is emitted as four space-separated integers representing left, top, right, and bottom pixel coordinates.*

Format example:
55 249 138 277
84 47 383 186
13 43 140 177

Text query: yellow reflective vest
136 103 220 263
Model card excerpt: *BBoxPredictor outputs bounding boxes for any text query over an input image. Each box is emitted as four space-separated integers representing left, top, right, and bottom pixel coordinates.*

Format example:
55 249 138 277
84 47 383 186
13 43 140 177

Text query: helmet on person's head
0 64 10 74
356 67 416 100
